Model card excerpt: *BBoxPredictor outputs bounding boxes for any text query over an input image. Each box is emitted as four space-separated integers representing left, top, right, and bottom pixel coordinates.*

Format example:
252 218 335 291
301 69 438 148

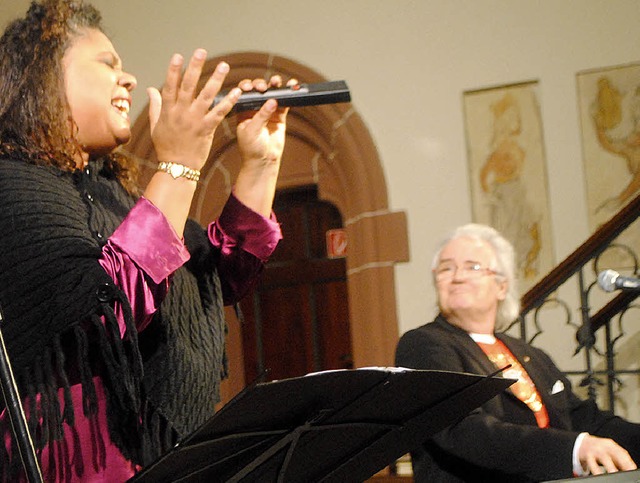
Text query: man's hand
579 434 637 475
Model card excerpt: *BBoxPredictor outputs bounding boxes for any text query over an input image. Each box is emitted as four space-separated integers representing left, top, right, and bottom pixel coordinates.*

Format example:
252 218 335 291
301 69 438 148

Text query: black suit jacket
395 315 640 482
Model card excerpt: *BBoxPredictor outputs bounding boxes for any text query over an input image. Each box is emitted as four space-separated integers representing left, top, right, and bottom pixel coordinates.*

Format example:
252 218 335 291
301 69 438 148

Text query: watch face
169 163 185 179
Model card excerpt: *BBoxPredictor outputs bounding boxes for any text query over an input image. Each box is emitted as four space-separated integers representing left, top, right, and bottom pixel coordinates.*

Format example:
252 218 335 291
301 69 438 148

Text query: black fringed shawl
0 158 227 480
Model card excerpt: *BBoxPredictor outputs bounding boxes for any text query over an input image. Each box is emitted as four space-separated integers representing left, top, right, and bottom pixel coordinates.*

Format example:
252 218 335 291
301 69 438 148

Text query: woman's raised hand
147 49 241 171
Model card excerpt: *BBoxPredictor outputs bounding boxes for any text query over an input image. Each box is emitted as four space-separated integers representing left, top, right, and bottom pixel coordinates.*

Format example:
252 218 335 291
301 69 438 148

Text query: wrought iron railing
511 193 640 416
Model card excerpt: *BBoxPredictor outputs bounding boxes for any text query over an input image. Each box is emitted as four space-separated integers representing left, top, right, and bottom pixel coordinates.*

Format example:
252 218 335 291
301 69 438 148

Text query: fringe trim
0 287 157 480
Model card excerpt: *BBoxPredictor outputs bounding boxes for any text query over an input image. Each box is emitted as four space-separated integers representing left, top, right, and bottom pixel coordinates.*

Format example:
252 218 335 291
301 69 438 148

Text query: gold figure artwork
592 78 640 212
480 93 542 279
577 63 640 269
464 81 553 293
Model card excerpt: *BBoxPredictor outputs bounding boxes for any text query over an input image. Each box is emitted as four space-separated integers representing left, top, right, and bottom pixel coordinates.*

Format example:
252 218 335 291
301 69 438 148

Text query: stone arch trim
127 51 409 369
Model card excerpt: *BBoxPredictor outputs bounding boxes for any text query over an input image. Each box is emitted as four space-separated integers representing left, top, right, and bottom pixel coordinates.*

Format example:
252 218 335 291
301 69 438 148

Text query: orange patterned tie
477 339 550 428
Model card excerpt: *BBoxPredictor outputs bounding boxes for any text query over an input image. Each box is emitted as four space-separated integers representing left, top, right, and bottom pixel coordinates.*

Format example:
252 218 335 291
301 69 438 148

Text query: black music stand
0 304 43 482
130 367 514 483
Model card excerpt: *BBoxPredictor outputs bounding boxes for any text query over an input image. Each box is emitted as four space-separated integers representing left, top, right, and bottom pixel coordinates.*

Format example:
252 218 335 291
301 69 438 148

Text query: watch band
157 161 200 182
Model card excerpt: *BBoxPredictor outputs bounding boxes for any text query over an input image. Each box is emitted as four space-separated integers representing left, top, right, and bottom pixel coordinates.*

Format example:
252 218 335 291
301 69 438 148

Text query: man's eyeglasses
433 261 501 282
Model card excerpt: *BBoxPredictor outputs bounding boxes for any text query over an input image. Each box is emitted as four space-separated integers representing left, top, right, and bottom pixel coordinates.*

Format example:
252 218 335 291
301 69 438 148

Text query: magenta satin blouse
5 193 281 482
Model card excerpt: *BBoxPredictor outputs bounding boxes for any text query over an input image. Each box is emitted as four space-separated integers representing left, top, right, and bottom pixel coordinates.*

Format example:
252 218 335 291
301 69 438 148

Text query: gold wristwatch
157 161 200 182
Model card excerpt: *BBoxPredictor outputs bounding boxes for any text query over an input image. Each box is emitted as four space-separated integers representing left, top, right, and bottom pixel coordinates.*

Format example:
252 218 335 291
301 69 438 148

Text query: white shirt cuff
573 432 589 477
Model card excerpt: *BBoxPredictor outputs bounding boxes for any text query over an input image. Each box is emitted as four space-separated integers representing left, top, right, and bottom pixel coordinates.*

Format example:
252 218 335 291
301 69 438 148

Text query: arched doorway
126 52 409 403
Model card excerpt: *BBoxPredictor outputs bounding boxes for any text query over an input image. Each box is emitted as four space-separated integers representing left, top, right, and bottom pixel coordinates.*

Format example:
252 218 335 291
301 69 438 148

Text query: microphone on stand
597 269 640 292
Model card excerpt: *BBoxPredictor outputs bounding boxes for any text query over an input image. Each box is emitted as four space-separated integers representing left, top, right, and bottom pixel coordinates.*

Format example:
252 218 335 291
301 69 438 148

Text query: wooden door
240 186 353 383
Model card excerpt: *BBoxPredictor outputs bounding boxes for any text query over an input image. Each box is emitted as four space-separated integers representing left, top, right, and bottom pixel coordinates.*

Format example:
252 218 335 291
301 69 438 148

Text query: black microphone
597 269 640 292
212 80 351 113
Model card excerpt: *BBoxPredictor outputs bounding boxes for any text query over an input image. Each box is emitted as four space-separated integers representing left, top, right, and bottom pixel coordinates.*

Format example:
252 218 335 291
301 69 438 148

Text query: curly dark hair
0 0 139 194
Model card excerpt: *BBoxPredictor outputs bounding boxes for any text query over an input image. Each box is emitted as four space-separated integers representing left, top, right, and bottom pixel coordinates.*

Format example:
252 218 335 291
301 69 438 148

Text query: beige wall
3 0 639 414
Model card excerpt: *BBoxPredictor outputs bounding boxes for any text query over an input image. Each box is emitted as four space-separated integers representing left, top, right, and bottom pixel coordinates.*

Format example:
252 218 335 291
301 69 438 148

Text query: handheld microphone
212 80 351 113
597 269 640 292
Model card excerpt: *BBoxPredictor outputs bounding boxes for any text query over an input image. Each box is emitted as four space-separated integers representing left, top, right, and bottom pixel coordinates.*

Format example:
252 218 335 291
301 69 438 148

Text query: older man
395 223 640 482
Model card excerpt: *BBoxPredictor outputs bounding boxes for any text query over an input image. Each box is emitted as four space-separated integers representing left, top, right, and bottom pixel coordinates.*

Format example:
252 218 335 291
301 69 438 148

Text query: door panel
240 186 352 383
257 284 314 380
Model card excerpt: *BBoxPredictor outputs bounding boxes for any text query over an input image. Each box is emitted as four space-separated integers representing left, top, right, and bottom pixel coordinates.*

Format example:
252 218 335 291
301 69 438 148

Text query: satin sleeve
208 192 282 304
99 197 190 335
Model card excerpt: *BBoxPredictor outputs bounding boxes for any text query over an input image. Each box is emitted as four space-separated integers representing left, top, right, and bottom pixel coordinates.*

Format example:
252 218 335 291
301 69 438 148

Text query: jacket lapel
435 315 504 375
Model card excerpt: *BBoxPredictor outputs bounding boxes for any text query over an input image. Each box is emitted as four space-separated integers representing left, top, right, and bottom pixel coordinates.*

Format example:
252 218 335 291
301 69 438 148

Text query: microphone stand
0 304 43 482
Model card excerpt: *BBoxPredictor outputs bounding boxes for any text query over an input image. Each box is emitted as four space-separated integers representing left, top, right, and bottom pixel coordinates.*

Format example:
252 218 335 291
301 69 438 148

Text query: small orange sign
326 228 348 259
